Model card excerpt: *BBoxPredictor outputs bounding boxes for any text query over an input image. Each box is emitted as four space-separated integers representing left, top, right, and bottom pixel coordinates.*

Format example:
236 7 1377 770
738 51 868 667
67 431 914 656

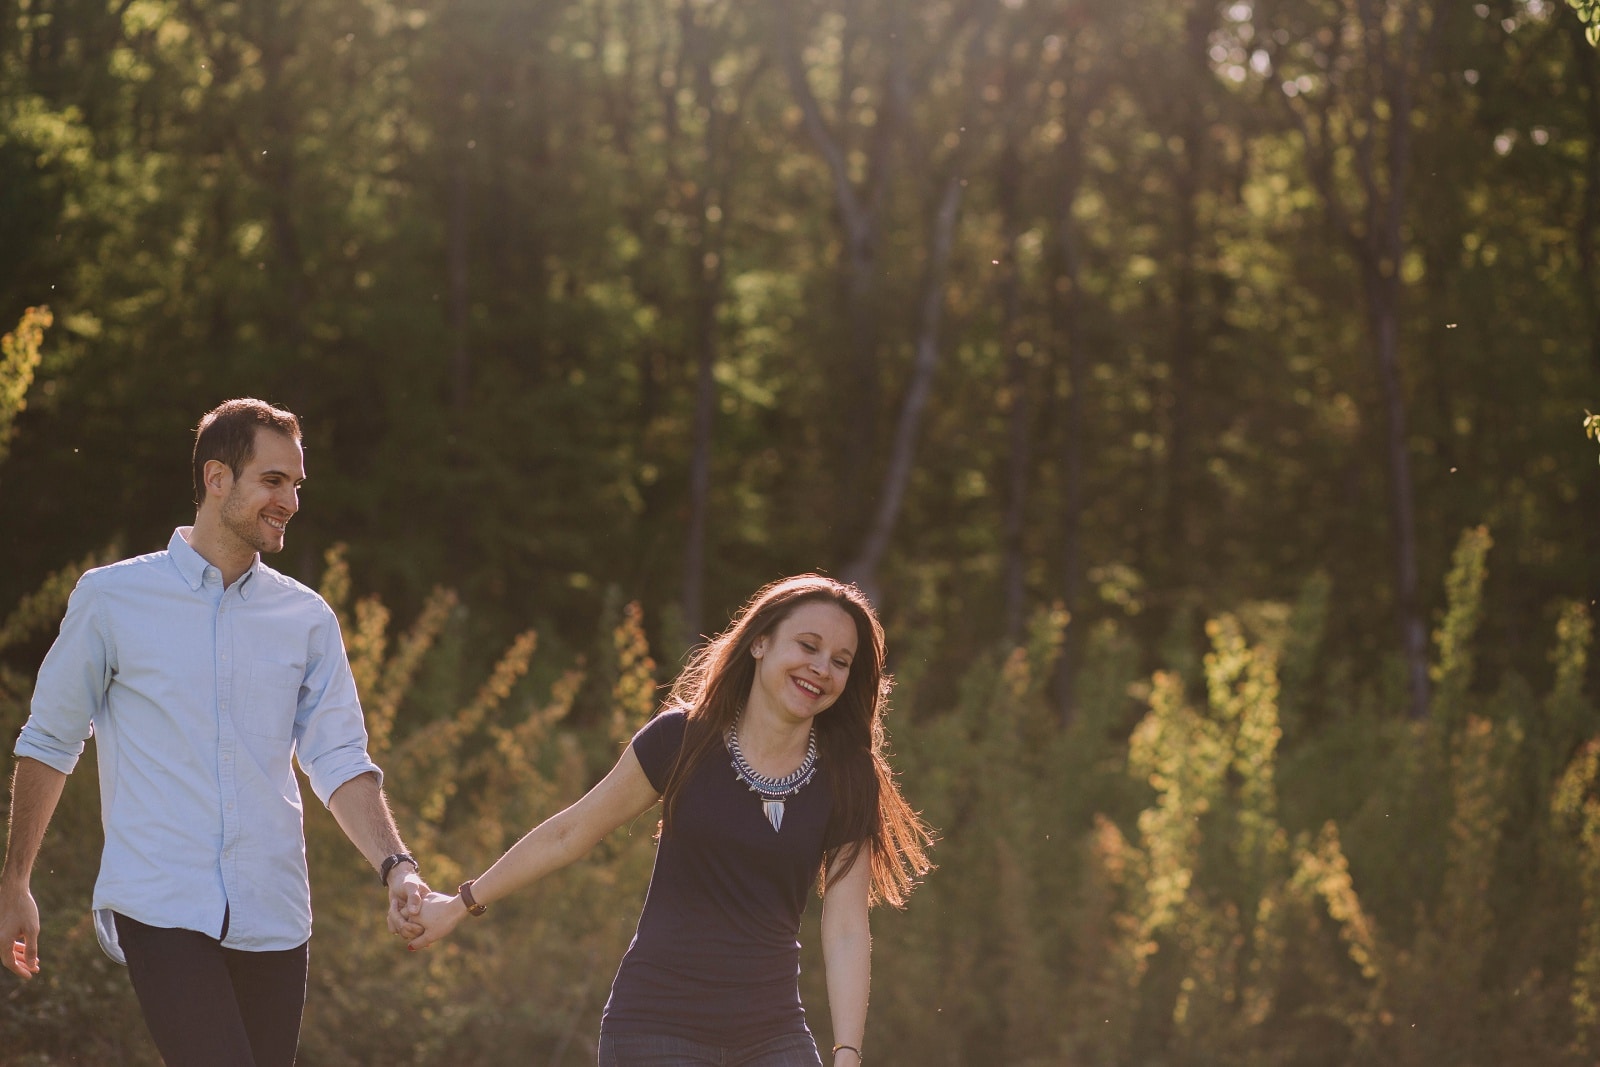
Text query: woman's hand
407 891 467 951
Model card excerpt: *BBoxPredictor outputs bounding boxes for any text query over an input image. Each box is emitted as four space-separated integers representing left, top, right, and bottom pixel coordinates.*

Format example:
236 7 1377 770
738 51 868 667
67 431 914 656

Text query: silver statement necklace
726 720 819 832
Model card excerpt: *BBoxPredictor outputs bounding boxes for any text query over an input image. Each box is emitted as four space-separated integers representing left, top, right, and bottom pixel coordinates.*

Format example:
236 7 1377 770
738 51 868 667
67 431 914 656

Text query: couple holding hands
0 398 933 1067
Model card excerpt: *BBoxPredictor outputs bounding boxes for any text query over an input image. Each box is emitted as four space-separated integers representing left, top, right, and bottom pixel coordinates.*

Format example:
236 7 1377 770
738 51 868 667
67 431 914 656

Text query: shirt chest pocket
242 660 304 740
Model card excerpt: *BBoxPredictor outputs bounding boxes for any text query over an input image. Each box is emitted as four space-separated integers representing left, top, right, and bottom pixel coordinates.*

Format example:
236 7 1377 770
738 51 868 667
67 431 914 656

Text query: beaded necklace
726 720 819 832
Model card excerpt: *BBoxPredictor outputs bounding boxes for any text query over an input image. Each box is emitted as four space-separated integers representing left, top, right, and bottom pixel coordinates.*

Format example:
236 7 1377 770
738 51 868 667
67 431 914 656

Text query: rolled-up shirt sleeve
293 601 380 806
16 575 109 774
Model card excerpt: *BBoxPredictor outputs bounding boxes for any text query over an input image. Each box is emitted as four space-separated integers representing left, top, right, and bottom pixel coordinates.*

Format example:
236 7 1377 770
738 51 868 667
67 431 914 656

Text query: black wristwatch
379 852 418 887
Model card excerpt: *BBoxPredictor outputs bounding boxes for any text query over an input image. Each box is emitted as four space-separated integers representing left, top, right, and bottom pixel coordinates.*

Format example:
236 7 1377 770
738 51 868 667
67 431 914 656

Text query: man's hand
0 884 41 979
386 866 427 941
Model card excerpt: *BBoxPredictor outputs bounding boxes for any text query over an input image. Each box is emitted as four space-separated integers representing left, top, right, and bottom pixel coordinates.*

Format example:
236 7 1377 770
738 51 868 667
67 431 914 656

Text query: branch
772 0 873 248
1263 36 1370 267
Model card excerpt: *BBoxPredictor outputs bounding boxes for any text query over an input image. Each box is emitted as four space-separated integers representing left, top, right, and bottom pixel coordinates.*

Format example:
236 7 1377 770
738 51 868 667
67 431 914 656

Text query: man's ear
203 459 233 498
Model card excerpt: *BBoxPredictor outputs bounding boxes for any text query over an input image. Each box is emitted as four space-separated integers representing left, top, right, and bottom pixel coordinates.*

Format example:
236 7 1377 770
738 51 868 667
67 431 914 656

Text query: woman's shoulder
630 706 693 771
635 706 689 738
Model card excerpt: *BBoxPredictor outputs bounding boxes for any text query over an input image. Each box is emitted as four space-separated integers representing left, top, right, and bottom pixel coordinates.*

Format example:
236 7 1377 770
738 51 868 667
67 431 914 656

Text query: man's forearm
2 758 68 889
328 771 427 939
326 772 409 873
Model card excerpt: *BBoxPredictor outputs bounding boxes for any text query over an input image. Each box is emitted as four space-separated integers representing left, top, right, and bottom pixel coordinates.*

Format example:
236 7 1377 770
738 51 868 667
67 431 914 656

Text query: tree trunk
773 2 895 560
256 4 309 364
1580 19 1600 377
1569 14 1600 615
842 173 963 599
836 221 884 558
999 140 1030 644
1053 121 1089 727
1372 0 1431 721
681 277 717 646
445 78 474 577
832 1 994 598
677 3 760 648
1267 0 1441 719
1367 265 1429 720
448 151 471 415
1161 1 1212 586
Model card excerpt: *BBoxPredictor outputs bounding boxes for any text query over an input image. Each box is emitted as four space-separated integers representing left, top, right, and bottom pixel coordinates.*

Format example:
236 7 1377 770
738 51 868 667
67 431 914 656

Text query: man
0 398 428 1066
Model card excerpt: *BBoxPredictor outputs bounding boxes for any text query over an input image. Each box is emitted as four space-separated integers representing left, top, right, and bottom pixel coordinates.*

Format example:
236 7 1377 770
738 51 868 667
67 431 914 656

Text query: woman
408 574 934 1066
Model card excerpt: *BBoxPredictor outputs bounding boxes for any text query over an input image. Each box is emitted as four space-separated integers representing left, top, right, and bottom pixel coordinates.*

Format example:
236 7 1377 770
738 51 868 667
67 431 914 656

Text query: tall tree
1040 0 1122 722
655 2 768 645
772 0 906 566
1256 0 1446 719
776 0 995 597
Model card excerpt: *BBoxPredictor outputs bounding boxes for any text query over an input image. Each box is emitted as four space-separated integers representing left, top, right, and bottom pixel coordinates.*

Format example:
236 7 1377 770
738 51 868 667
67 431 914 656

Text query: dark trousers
113 911 309 1067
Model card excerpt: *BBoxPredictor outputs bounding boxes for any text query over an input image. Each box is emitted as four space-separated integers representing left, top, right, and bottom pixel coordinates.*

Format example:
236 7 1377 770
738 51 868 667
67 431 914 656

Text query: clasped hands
385 866 471 950
402 890 470 951
386 867 428 940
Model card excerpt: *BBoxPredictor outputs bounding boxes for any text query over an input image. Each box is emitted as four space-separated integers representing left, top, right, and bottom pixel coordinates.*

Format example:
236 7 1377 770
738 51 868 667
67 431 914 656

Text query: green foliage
2 0 1600 1060
289 571 670 1067
7 487 1600 1067
1431 526 1493 730
1571 0 1600 45
0 0 1589 714
0 307 48 469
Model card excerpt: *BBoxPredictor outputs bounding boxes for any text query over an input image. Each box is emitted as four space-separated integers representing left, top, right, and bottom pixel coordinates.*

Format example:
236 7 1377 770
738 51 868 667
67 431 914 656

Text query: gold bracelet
832 1044 861 1060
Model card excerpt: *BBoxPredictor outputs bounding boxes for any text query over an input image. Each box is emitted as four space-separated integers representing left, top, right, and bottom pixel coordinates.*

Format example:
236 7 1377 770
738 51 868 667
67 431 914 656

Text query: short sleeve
822 823 857 855
630 709 689 793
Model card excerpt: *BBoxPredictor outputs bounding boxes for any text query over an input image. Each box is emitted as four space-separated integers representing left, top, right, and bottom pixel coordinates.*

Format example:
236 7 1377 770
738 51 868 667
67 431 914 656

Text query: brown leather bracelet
459 879 487 917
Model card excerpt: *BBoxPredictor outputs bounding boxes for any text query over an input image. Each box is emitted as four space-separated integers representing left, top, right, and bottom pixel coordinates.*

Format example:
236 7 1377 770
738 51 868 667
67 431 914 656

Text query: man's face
217 428 304 556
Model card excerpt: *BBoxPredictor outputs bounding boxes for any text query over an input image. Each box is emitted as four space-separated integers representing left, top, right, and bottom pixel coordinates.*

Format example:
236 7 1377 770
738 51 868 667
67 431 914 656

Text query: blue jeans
598 1030 823 1067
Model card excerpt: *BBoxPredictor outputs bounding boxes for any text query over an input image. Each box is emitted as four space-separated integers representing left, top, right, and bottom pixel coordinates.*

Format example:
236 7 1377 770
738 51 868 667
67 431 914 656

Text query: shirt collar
169 527 259 597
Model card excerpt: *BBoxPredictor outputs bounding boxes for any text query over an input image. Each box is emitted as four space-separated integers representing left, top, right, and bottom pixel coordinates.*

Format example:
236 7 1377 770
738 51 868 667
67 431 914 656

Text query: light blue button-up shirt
17 528 381 952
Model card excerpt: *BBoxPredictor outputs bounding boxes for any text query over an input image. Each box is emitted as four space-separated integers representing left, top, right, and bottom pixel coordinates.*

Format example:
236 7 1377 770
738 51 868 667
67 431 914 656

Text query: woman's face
747 600 859 725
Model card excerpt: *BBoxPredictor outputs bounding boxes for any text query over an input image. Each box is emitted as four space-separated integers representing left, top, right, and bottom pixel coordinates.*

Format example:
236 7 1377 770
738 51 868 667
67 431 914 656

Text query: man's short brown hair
191 398 301 506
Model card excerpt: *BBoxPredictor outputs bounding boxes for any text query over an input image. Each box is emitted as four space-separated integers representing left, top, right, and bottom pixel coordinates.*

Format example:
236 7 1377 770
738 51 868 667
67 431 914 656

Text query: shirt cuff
306 749 383 808
14 726 84 776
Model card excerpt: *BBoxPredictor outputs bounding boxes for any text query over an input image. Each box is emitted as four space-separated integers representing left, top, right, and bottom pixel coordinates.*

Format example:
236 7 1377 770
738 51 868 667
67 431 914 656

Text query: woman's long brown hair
656 574 934 908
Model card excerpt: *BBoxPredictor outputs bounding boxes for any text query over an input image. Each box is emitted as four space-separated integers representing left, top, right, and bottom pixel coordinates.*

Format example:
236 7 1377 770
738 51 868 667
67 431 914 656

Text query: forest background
1 0 1597 1063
